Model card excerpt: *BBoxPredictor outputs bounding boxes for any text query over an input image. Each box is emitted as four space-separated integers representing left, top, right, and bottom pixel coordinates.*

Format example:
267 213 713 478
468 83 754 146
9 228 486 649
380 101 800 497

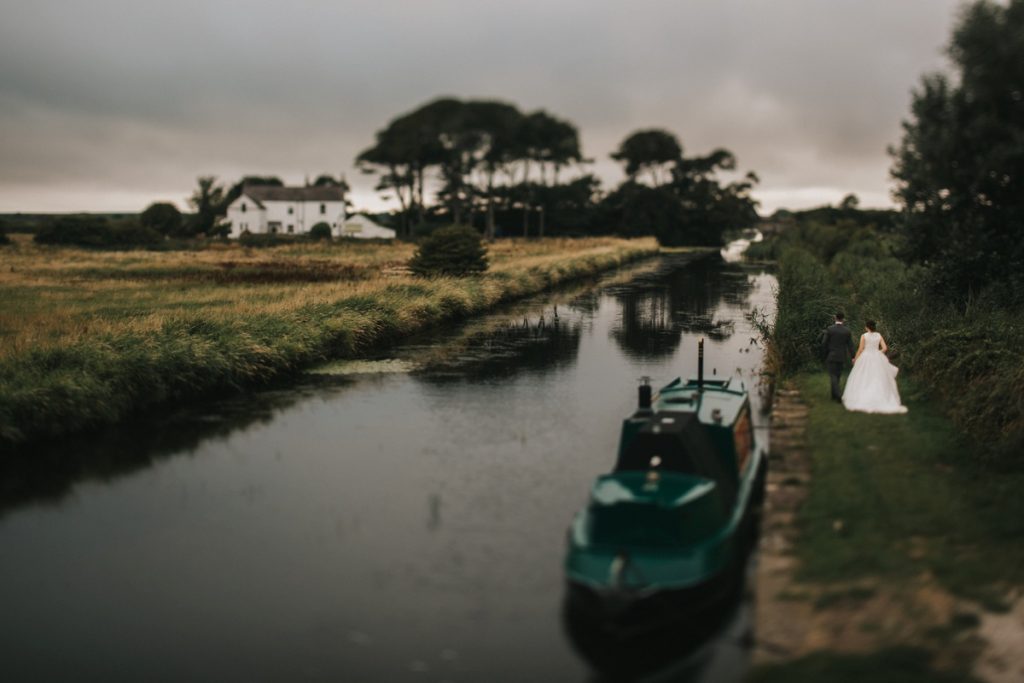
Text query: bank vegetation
0 236 656 450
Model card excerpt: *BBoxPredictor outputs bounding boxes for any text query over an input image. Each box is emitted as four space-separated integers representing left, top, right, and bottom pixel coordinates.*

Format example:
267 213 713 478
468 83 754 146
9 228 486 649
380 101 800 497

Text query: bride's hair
865 319 877 331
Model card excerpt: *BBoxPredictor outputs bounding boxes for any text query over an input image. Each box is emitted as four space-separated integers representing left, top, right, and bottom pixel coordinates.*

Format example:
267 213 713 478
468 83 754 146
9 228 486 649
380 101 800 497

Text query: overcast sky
0 0 965 215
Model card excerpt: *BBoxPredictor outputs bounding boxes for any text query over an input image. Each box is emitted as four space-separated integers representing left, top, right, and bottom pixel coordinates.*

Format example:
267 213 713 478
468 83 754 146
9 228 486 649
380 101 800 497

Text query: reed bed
0 236 657 448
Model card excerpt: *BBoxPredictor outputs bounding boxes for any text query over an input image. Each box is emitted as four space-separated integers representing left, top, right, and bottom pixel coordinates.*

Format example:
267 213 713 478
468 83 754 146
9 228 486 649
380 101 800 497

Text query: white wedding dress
841 332 908 414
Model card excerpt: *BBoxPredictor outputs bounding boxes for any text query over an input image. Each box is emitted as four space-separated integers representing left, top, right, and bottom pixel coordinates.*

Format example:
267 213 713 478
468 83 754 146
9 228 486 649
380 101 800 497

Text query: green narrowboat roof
591 471 716 510
653 377 747 427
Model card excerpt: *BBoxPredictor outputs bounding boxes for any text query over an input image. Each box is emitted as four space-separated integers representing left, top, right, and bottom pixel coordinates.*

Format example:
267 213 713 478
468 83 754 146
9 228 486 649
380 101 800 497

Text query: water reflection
0 251 775 683
0 376 352 518
0 262 654 518
566 561 756 682
610 256 755 359
413 308 584 382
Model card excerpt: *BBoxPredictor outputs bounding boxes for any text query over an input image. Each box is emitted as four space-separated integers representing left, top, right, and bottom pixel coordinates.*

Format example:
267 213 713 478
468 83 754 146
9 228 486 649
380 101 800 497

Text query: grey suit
821 322 855 400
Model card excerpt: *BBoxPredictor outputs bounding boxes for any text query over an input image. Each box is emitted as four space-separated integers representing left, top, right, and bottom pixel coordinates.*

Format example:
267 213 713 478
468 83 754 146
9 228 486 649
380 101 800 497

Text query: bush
409 225 489 276
309 222 332 241
34 215 161 248
140 202 183 236
239 232 299 248
0 221 9 246
772 247 841 374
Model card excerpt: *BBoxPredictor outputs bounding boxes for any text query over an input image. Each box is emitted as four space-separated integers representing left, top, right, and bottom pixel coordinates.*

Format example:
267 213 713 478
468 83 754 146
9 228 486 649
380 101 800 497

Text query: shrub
409 225 489 276
309 222 332 241
34 215 161 247
0 220 9 246
239 232 298 248
140 202 183 236
112 220 163 246
772 246 841 374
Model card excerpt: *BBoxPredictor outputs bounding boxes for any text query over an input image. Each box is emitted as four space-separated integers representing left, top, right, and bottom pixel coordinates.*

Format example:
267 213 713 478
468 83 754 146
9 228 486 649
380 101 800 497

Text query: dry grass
0 236 657 447
0 236 643 358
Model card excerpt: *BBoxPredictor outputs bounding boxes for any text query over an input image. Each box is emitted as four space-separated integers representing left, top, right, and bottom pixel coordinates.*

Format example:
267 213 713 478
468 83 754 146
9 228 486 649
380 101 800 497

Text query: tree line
890 0 1024 306
30 174 349 246
355 97 760 246
26 101 759 248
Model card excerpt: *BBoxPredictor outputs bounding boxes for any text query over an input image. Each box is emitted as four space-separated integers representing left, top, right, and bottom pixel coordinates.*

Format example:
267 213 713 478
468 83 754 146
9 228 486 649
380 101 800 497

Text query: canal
0 251 775 682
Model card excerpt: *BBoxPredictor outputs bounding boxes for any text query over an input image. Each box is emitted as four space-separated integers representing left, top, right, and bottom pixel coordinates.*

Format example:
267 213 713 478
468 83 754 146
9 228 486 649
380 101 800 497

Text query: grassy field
749 373 1014 681
793 373 1024 608
0 235 658 449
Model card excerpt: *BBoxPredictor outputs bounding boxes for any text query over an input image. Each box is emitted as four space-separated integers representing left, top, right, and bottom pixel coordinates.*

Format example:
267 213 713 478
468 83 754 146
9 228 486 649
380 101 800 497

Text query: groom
821 312 856 402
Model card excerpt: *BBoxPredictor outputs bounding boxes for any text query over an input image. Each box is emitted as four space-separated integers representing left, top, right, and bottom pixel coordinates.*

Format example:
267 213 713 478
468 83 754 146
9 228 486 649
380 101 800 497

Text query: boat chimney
698 338 705 391
637 376 652 412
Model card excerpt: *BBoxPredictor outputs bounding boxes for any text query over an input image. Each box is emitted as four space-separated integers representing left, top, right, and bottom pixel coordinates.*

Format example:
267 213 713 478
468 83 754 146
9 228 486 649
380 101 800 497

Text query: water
0 252 775 682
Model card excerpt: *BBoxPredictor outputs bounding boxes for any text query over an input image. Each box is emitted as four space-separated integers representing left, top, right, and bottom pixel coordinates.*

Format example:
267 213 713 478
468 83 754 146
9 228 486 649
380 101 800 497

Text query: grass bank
792 372 1024 607
750 371 1013 681
751 647 980 683
753 225 1024 461
0 236 658 450
755 229 1024 596
750 228 1024 680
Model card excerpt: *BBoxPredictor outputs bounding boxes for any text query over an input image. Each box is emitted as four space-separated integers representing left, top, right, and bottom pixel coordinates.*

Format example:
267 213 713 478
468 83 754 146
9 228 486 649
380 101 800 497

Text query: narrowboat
564 340 766 633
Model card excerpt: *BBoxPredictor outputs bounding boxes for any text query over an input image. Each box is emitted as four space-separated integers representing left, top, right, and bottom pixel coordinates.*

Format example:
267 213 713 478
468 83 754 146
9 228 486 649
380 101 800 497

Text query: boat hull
564 452 765 637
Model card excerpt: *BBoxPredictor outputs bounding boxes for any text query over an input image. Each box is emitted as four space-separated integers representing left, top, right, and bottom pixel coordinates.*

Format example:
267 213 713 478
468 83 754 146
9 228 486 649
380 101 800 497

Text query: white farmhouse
225 185 348 238
340 214 397 240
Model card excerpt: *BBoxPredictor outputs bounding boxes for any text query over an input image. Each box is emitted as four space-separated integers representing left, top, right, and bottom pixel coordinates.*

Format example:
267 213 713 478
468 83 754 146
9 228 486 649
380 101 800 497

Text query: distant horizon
0 183 896 218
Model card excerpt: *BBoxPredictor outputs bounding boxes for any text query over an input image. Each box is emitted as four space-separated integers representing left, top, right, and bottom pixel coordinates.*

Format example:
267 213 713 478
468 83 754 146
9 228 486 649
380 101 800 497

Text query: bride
842 320 908 414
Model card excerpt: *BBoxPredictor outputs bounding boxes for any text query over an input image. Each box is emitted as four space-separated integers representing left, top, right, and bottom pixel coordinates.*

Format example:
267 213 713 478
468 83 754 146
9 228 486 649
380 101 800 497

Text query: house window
287 224 294 234
241 203 246 213
288 206 294 215
320 203 326 214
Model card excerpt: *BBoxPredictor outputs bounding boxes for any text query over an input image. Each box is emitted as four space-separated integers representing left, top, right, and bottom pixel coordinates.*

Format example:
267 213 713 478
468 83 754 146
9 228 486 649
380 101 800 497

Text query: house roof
345 214 386 228
242 185 346 203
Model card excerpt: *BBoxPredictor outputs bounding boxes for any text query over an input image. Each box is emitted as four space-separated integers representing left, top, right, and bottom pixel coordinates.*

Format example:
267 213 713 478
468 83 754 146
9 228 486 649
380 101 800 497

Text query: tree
890 0 1024 302
313 174 349 189
671 148 760 243
602 133 759 246
611 129 683 186
34 215 160 247
839 193 860 211
358 98 461 236
601 181 686 242
188 176 226 236
139 202 181 236
513 111 583 236
464 100 524 238
409 225 489 276
309 222 332 240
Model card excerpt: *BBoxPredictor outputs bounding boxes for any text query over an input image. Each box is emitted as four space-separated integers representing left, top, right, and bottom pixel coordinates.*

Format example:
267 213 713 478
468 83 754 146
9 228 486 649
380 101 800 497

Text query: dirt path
753 381 814 661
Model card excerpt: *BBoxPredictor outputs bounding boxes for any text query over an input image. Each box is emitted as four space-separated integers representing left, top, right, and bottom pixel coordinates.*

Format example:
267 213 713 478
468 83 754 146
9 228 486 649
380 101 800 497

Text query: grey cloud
0 0 964 213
